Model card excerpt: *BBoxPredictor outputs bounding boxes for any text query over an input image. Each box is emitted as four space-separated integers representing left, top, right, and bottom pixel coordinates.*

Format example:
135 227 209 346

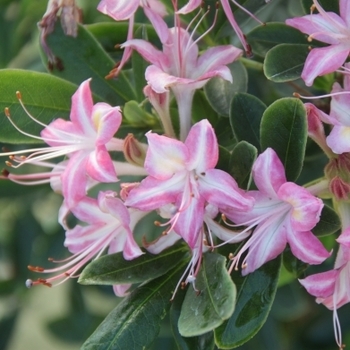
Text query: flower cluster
3 0 350 349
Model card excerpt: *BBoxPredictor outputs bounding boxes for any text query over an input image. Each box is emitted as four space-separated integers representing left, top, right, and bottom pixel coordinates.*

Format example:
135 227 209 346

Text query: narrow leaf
229 141 258 190
312 204 341 237
44 22 136 105
260 97 307 182
264 44 309 82
0 69 77 143
204 61 247 117
230 92 266 150
81 263 186 350
178 253 236 337
79 244 190 285
214 256 281 349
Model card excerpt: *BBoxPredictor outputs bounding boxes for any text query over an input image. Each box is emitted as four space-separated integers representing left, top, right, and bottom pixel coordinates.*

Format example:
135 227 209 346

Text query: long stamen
230 0 264 25
294 91 350 100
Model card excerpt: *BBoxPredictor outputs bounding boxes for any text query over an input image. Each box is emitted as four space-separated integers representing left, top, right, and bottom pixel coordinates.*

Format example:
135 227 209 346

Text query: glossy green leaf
264 44 309 82
217 146 231 173
178 253 236 337
204 61 247 117
0 69 77 143
170 289 215 350
81 263 186 350
260 98 307 182
283 247 308 278
230 92 266 150
79 244 190 285
312 204 341 237
247 22 308 57
214 256 281 349
229 141 258 189
44 22 136 105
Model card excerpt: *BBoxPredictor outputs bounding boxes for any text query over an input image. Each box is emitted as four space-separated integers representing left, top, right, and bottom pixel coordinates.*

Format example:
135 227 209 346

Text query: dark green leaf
312 204 341 237
217 146 231 173
123 100 158 128
214 256 281 349
283 247 308 278
81 262 186 350
229 141 258 189
230 92 266 150
264 44 309 82
45 22 136 105
0 69 77 143
260 97 307 182
178 253 236 337
170 289 215 350
204 61 247 117
247 22 308 57
79 244 190 285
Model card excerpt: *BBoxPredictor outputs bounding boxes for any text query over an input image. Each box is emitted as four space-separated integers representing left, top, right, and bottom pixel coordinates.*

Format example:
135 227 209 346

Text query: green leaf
230 92 266 150
282 247 308 278
312 204 341 237
81 262 186 350
123 100 158 128
170 289 215 350
247 22 308 57
214 256 281 349
44 22 136 105
204 61 248 117
217 146 231 173
229 141 258 189
79 244 190 285
260 97 307 182
178 252 236 337
0 69 77 143
264 44 309 82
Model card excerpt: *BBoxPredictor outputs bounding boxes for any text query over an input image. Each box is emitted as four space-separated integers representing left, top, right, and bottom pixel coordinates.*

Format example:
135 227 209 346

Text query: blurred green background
1 0 350 349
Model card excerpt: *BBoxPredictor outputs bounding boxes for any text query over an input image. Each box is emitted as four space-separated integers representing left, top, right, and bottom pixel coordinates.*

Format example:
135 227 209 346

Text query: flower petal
97 0 139 20
326 125 350 154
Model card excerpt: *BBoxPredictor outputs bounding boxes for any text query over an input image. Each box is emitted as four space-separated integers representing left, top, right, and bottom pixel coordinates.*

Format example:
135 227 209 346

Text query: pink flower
122 13 242 140
2 79 124 208
299 228 350 349
227 148 330 275
286 0 350 86
125 119 254 249
26 191 145 297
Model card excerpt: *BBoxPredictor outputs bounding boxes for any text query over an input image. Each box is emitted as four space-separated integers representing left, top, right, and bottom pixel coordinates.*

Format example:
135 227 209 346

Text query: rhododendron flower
27 191 145 297
227 148 330 275
2 79 124 208
299 228 350 349
122 13 242 140
125 119 254 249
97 0 168 77
286 0 350 86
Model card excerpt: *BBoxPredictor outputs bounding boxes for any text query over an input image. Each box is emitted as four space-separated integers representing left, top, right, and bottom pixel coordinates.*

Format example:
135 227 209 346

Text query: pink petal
253 148 286 198
98 191 130 224
143 6 169 44
174 196 205 248
145 231 181 254
326 125 350 154
287 229 331 265
113 284 132 297
145 132 187 179
278 182 323 231
185 119 218 172
91 103 122 145
86 146 118 183
177 0 201 14
329 83 350 127
299 270 338 298
340 0 350 25
41 119 81 147
301 45 349 86
200 169 254 212
125 172 186 210
196 46 242 78
69 79 95 135
97 0 139 20
145 0 168 17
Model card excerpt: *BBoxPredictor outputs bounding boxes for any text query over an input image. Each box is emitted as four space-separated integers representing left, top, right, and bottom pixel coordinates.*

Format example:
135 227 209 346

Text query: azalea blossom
97 0 168 77
226 148 330 275
2 79 124 208
122 11 242 140
286 0 350 86
26 191 145 297
125 119 254 249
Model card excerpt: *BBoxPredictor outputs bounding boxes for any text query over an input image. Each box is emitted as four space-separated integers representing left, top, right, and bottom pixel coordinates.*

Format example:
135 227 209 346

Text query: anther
181 281 186 289
48 257 54 262
228 253 234 259
28 265 45 272
5 161 13 167
4 107 10 117
162 230 168 236
154 221 161 226
25 279 33 288
1 169 9 177
201 172 206 176
16 91 22 100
